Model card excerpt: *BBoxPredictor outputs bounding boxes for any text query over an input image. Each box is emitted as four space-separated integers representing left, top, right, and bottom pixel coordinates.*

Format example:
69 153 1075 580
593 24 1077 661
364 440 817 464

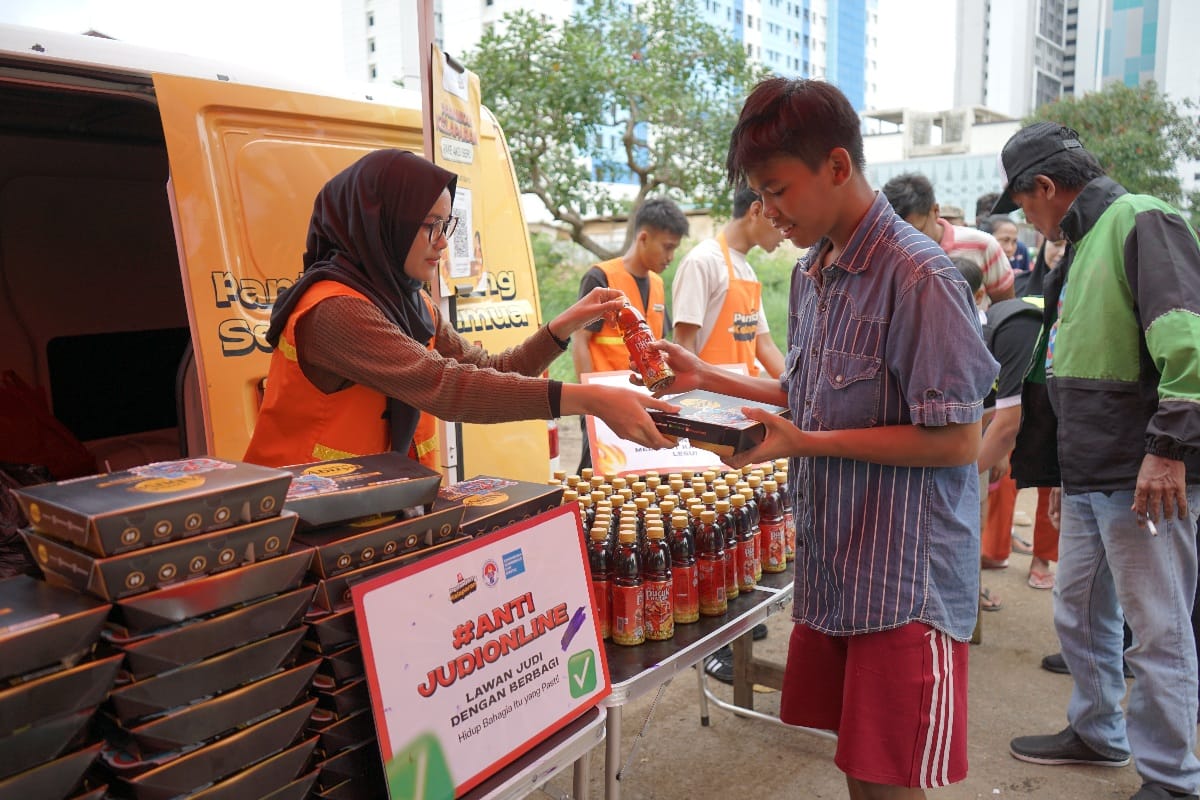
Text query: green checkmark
387 732 454 800
567 649 597 698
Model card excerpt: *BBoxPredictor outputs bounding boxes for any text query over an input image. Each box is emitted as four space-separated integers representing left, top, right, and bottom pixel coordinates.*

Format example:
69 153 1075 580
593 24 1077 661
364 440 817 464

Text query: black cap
991 122 1085 215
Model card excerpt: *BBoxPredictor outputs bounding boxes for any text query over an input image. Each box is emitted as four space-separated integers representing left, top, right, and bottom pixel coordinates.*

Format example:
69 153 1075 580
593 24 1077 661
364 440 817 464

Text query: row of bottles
553 463 796 647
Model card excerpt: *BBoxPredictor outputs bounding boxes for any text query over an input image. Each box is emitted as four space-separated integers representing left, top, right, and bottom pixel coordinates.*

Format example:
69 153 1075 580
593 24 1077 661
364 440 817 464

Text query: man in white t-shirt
671 186 786 378
882 172 1015 307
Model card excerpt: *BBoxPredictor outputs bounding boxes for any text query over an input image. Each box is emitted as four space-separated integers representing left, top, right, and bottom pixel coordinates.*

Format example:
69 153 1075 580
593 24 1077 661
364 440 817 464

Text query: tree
465 0 763 259
1027 81 1200 224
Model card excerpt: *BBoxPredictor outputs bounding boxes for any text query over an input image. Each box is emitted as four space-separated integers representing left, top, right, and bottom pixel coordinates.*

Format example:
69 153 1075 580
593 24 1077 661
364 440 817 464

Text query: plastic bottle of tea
759 479 788 574
613 302 675 392
730 491 757 593
587 525 612 639
611 529 645 645
695 508 728 616
642 524 674 640
668 508 699 623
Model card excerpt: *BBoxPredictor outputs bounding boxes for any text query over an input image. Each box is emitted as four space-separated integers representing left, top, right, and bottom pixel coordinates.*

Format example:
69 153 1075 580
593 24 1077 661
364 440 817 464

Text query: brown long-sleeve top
296 295 565 422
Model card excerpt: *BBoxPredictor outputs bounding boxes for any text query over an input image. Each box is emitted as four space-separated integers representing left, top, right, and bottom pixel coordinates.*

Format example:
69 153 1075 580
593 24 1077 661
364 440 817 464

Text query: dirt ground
536 416 1157 800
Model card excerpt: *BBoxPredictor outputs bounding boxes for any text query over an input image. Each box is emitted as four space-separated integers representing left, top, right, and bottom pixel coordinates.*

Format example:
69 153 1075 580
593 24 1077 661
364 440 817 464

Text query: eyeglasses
420 215 459 243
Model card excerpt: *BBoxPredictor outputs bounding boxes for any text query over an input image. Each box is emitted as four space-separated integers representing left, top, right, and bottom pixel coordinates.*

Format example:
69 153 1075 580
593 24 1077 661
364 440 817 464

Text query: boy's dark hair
975 192 1000 226
950 256 984 295
726 78 865 183
1006 149 1105 196
634 196 689 237
732 185 761 219
881 172 936 220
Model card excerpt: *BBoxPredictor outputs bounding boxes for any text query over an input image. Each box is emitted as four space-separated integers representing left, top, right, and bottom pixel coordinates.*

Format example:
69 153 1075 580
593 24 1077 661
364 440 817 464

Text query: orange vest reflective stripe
244 282 441 470
586 258 666 372
698 232 763 377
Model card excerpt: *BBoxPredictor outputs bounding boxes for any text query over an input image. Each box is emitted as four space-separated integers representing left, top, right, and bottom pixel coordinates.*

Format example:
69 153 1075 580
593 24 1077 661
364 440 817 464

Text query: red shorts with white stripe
780 622 969 788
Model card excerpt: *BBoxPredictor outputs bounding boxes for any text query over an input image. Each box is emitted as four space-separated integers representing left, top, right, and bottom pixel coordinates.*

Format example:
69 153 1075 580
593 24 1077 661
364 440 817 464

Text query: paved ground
537 417 1155 800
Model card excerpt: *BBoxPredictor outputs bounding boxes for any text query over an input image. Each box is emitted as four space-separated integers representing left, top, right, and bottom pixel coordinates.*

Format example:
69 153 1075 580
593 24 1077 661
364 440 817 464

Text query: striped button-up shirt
784 192 998 641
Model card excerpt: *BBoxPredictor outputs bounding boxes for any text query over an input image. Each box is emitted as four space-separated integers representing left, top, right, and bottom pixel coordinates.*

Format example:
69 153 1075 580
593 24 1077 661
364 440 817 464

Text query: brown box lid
310 535 467 613
114 699 315 800
0 742 101 800
261 769 321 800
0 575 110 682
26 511 297 601
304 606 357 653
295 505 464 579
282 452 442 529
107 627 305 724
435 475 564 537
0 653 122 738
313 737 381 786
0 706 91 780
123 659 320 756
112 548 312 636
13 458 292 556
314 677 370 718
312 707 373 757
649 389 789 457
115 585 315 680
188 737 317 800
313 642 363 688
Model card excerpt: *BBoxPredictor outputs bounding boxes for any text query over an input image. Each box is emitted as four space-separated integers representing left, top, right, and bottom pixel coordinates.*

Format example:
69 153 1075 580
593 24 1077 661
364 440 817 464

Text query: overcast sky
0 0 956 110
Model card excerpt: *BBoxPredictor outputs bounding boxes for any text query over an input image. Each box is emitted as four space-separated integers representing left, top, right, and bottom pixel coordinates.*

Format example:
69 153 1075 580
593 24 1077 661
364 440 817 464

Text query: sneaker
1010 727 1131 767
704 645 734 684
752 623 768 641
1130 784 1199 800
1040 652 1134 679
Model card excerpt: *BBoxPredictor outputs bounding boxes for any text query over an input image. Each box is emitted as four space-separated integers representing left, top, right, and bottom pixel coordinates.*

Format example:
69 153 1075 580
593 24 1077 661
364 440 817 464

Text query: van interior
0 73 193 478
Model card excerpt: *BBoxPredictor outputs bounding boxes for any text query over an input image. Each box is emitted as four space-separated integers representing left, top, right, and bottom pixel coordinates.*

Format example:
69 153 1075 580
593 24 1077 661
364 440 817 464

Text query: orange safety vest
698 232 763 377
586 258 667 372
244 282 441 470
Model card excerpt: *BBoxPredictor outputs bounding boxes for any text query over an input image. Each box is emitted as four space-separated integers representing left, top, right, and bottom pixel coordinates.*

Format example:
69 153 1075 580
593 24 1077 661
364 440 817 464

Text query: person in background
244 149 677 470
996 122 1200 800
656 77 998 798
570 196 689 470
672 185 785 379
941 203 966 226
882 172 1015 306
990 215 1031 277
976 192 1001 232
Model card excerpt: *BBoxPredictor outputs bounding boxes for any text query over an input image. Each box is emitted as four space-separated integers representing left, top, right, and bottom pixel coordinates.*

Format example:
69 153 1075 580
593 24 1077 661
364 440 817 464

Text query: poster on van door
431 45 486 298
352 504 610 799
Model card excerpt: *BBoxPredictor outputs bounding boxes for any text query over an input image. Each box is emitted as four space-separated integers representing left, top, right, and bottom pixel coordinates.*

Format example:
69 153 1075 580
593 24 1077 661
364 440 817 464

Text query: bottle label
672 564 699 623
738 539 757 592
644 579 674 640
592 578 611 639
723 549 739 599
611 584 645 645
762 519 787 573
698 557 727 616
784 509 797 561
754 529 764 580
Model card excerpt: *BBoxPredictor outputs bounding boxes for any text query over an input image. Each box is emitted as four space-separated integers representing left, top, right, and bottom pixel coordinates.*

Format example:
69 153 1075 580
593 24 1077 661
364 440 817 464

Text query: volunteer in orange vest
672 186 786 378
244 150 676 471
570 196 689 469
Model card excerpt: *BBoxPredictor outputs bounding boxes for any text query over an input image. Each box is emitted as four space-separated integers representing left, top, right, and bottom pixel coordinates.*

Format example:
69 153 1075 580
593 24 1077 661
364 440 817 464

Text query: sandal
981 555 1009 570
979 587 1003 612
1027 568 1055 590
1011 531 1034 555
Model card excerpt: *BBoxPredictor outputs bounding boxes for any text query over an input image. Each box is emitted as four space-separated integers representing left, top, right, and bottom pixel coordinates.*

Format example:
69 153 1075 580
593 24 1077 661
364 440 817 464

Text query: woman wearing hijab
244 149 675 469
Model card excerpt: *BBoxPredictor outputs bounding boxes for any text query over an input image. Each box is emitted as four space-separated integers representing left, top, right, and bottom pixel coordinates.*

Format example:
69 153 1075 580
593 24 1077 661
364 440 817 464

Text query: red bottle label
698 557 727 616
644 579 674 640
723 547 739 599
611 584 645 645
754 529 764 580
762 520 787 572
592 578 611 639
784 509 796 561
738 539 757 592
672 564 699 623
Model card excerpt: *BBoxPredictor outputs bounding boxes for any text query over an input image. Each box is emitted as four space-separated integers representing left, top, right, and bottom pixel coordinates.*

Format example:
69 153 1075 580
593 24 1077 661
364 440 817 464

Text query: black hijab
267 149 458 455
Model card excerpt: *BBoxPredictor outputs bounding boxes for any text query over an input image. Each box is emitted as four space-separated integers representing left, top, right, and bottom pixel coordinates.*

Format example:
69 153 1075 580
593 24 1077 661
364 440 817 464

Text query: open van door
155 72 550 481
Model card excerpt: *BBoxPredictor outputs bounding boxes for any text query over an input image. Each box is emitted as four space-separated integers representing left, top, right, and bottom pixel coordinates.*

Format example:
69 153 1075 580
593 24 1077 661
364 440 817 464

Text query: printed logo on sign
567 649 598 698
449 571 477 603
482 559 499 587
386 733 453 800
502 549 525 579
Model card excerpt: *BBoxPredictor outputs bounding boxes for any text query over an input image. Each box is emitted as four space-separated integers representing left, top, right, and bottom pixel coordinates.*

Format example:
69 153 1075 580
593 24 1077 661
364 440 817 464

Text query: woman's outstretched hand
550 288 628 339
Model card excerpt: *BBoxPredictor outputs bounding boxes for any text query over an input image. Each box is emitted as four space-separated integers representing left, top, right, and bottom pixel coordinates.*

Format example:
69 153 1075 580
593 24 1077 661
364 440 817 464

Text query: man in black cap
997 122 1200 800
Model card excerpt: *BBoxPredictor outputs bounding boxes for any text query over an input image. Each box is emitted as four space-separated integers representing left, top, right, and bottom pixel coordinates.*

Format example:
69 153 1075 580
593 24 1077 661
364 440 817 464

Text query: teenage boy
654 77 998 798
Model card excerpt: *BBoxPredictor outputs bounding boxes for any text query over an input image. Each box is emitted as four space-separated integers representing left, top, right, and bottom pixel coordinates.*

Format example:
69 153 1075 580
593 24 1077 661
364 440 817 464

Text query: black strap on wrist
546 324 570 351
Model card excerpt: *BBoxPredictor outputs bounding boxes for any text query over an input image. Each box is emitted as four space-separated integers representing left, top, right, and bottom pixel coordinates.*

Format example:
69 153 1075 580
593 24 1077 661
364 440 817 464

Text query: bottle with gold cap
714 498 738 601
695 508 728 616
668 508 699 623
774 462 796 562
730 492 757 592
587 524 612 640
759 479 787 573
612 529 645 645
642 524 674 640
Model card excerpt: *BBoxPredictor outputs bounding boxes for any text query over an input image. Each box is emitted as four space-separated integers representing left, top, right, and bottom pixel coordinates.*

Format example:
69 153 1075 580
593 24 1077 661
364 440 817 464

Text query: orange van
0 25 554 483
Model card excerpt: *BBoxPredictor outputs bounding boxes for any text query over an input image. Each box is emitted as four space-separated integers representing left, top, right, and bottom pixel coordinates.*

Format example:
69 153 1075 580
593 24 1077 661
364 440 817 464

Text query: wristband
546 324 570 351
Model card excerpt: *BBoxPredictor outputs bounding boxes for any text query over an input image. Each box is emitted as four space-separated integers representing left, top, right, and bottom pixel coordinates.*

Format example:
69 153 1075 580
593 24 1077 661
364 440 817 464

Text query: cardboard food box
112 699 315 800
12 458 292 557
281 452 442 529
260 770 321 800
0 653 122 738
312 708 373 757
0 742 101 800
188 737 318 800
313 738 382 787
0 706 92 780
314 642 363 687
114 585 315 680
107 627 306 724
112 548 312 636
310 535 467 613
649 389 790 457
314 677 370 718
26 511 297 601
304 607 357 654
295 505 464 578
67 784 107 800
0 575 110 682
123 659 320 757
434 475 564 537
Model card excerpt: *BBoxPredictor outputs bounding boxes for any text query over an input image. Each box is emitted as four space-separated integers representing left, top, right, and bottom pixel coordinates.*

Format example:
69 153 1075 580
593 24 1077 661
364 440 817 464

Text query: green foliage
1026 82 1200 223
467 0 764 259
